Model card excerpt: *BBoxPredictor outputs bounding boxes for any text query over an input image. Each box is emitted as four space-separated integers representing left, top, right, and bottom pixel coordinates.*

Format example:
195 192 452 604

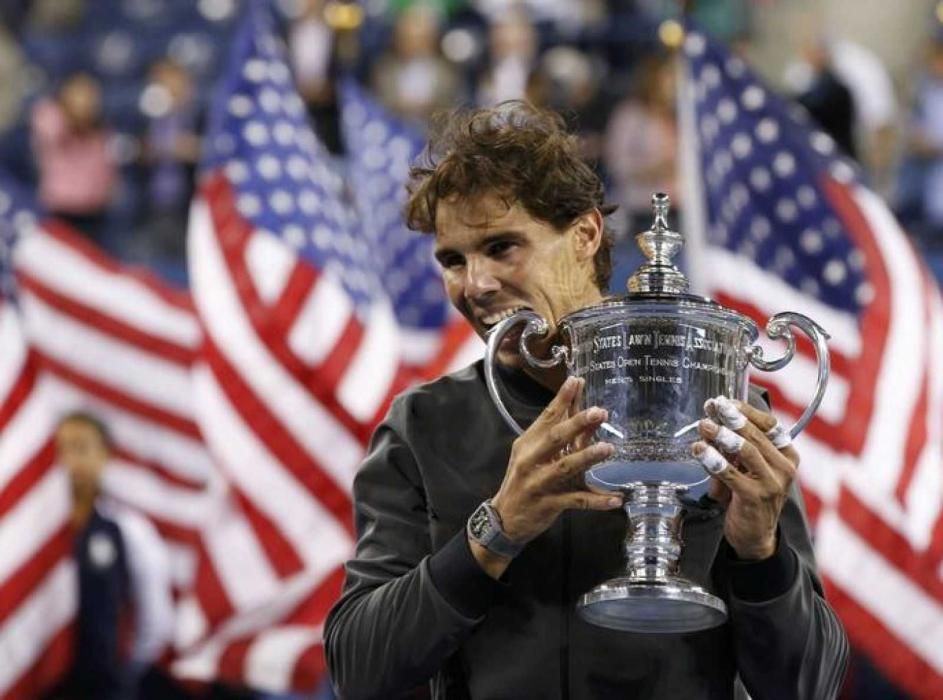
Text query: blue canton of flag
340 79 450 330
684 31 870 314
202 5 380 317
0 174 40 303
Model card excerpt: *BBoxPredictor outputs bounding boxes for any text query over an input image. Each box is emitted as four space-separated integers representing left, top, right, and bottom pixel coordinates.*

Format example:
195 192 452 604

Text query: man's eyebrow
476 230 526 248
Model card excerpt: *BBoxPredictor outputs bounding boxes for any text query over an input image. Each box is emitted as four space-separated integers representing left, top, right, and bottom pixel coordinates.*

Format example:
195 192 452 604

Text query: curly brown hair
405 101 616 291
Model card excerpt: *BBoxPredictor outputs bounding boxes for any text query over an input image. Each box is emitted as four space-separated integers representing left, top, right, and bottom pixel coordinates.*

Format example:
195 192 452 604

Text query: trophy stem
623 483 684 583
577 480 728 633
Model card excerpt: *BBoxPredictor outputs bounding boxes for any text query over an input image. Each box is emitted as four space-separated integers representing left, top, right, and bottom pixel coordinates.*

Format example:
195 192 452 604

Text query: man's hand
691 396 800 561
471 376 622 578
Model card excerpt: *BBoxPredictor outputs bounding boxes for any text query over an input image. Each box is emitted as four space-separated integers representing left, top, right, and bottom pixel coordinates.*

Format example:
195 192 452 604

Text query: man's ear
571 209 604 261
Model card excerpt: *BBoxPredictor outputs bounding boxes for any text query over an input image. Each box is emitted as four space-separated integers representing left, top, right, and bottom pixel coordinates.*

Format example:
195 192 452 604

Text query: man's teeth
482 307 527 325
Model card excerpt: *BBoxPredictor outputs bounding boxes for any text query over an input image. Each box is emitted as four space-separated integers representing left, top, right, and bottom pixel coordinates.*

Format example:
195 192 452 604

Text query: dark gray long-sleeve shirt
325 361 848 699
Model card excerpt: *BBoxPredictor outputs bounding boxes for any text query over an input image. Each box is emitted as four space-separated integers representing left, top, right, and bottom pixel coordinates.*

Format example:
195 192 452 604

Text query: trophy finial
627 192 689 294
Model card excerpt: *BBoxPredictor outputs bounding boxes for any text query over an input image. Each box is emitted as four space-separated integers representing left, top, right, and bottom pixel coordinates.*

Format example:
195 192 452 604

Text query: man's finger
555 491 624 512
537 376 584 425
691 442 755 495
703 400 795 483
532 406 609 462
733 400 801 465
554 441 615 480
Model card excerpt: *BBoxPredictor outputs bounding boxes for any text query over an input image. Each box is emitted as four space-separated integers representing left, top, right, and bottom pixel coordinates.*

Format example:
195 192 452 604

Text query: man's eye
487 240 515 256
438 255 464 269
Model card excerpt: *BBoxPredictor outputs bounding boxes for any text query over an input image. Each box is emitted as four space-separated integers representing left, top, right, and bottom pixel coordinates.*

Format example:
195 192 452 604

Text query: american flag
175 3 478 689
680 30 943 698
0 173 213 697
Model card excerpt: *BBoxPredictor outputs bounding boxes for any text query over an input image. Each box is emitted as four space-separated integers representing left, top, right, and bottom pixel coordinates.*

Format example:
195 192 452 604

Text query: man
324 102 848 699
47 412 174 700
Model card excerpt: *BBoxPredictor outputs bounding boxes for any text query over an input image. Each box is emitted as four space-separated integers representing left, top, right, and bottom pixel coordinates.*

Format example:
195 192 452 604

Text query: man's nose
464 256 501 301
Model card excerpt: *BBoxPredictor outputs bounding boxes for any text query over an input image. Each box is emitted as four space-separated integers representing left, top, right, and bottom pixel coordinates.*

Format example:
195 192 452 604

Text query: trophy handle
484 310 569 436
747 312 831 438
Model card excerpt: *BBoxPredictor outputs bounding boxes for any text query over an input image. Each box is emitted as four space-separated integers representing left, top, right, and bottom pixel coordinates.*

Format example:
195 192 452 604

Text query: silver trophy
484 193 830 633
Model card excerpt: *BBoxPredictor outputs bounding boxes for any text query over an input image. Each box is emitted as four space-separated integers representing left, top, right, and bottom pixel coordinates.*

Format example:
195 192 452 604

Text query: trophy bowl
484 194 830 634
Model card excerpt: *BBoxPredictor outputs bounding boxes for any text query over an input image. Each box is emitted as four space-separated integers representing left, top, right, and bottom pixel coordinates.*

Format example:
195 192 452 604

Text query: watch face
470 506 490 540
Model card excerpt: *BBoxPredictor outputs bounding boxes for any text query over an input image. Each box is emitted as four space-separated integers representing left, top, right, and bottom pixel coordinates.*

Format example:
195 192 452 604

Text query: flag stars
685 33 706 56
273 121 296 146
741 85 765 111
283 224 306 249
243 121 269 147
750 216 771 241
855 282 875 305
298 190 320 215
243 58 267 83
237 193 261 217
270 190 294 214
259 87 281 114
831 161 856 184
749 166 772 192
797 185 817 209
267 61 290 84
848 249 866 270
775 197 798 223
773 151 796 178
286 155 308 181
773 246 796 272
256 155 281 180
363 120 389 145
731 132 752 159
800 228 824 254
717 97 738 124
700 115 720 143
811 131 835 155
823 259 847 285
228 94 253 118
800 277 821 296
726 55 746 78
312 224 332 251
225 160 249 184
756 118 779 143
701 64 721 91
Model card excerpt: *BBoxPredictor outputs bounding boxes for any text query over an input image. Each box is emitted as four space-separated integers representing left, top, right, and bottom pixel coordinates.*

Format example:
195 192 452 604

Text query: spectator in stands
898 36 943 240
140 58 202 260
30 72 117 244
289 0 344 154
785 37 857 159
476 6 538 105
45 412 174 700
371 4 461 126
604 53 679 242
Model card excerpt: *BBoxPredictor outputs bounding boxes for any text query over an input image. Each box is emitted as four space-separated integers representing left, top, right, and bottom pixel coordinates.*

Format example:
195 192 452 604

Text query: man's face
434 194 603 368
55 419 109 492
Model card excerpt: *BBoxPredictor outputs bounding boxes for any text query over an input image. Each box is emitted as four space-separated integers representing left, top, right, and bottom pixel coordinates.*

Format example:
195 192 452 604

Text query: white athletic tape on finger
711 396 747 430
696 444 729 475
713 423 745 453
765 420 792 449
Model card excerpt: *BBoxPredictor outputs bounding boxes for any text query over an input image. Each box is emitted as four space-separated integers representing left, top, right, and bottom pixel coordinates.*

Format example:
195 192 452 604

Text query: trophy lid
627 193 688 295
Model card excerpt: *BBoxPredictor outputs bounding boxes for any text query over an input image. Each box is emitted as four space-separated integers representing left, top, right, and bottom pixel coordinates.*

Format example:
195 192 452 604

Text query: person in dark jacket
324 101 848 699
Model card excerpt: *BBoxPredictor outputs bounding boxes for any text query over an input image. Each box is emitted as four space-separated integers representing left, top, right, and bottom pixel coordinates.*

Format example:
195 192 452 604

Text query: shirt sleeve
717 390 849 699
324 401 499 700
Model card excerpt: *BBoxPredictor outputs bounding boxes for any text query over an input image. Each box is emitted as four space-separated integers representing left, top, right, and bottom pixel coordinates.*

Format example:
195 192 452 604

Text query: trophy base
577 576 727 634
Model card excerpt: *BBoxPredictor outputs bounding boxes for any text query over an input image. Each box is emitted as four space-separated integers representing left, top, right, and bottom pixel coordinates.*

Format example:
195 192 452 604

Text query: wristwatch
467 499 524 558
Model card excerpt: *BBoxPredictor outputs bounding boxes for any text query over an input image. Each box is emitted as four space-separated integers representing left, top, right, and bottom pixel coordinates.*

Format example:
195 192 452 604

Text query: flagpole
674 11 709 295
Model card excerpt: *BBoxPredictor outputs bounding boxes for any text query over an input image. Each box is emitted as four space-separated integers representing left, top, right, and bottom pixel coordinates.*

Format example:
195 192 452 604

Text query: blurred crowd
3 0 943 291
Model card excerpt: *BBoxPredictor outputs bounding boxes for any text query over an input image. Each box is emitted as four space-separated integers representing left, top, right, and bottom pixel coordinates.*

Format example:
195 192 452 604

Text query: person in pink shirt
31 72 117 243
